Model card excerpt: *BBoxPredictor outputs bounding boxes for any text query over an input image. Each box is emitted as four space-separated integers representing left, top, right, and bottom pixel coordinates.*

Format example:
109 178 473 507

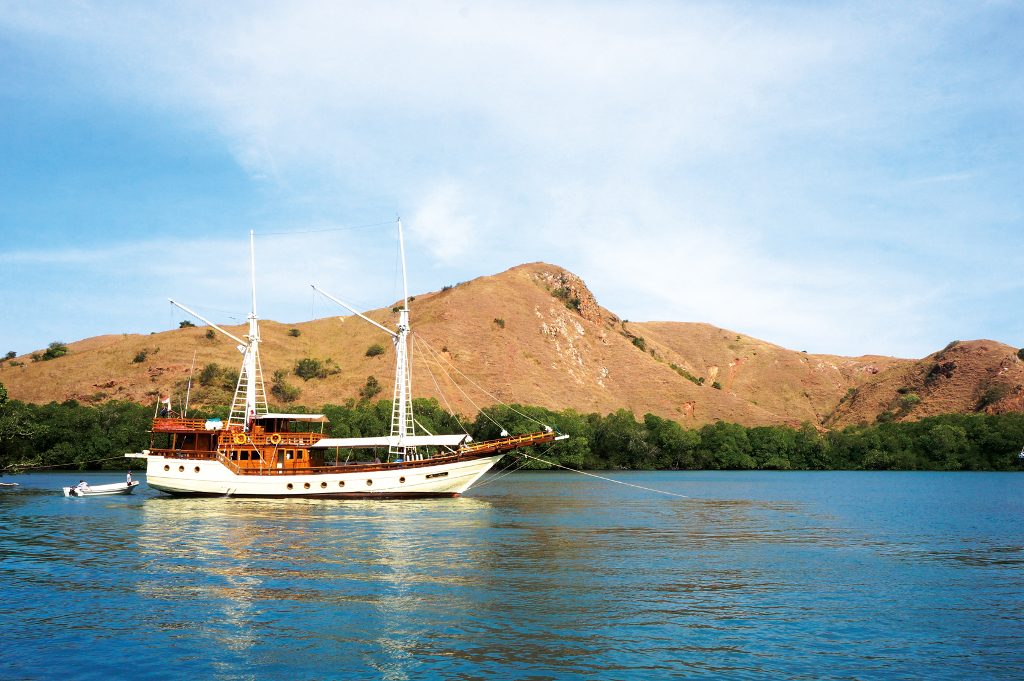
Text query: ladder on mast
228 344 268 428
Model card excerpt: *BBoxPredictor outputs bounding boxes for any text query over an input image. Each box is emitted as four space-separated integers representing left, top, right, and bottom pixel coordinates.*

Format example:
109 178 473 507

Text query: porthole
320 481 327 489
303 482 311 490
163 465 170 472
399 477 406 484
366 479 373 487
194 466 200 473
178 466 185 473
338 481 345 488
287 483 293 490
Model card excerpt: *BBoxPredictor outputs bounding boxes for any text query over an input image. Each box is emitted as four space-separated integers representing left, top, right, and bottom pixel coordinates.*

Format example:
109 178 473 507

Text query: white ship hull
128 452 504 498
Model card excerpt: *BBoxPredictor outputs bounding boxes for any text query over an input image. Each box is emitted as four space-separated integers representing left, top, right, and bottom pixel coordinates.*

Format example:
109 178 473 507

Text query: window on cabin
230 452 237 460
240 452 249 461
297 451 304 460
286 450 293 460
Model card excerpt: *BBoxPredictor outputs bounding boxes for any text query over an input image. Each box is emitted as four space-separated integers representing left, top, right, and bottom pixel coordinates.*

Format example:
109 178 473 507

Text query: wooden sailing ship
128 225 563 497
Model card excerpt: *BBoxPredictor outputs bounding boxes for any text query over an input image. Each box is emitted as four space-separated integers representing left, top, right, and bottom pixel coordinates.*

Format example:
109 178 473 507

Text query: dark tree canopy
2 381 1022 473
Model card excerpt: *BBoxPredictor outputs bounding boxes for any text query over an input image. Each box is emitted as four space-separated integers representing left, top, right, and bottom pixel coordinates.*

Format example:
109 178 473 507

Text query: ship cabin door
276 450 283 470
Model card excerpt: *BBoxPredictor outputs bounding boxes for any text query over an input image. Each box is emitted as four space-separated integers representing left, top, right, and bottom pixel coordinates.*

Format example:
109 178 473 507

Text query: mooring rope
471 444 549 489
519 453 690 498
471 456 534 490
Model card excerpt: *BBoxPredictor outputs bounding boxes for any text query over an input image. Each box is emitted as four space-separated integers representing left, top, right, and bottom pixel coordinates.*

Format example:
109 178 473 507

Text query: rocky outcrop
530 268 604 324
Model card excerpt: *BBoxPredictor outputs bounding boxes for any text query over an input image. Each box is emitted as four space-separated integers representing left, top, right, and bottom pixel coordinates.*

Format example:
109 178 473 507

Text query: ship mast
390 219 415 458
310 218 417 460
170 230 268 429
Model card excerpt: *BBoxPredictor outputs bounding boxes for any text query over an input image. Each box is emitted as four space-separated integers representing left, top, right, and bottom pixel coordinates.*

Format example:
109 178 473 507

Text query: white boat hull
128 453 504 498
63 481 140 497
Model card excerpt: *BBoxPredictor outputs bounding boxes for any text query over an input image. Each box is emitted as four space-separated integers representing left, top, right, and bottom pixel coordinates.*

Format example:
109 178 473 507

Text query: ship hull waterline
129 451 505 498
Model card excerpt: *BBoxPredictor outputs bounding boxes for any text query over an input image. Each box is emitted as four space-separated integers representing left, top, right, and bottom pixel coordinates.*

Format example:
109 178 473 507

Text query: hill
824 339 1024 427
1 262 1021 428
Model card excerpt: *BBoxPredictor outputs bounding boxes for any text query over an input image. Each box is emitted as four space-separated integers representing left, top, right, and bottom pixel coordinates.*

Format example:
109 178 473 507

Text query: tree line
1 382 1023 473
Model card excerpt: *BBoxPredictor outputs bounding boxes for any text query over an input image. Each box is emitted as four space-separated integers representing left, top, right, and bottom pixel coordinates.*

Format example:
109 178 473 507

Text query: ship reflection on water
130 477 847 677
135 495 503 674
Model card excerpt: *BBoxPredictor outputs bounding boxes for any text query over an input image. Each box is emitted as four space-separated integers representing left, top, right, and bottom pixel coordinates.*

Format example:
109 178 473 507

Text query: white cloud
1 1 1022 357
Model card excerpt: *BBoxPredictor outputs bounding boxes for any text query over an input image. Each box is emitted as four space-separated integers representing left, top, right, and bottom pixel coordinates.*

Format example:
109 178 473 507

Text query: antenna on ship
169 230 268 430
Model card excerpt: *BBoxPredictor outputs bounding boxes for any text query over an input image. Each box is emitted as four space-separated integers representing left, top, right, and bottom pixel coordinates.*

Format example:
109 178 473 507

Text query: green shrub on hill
294 357 340 381
359 376 382 400
271 370 300 403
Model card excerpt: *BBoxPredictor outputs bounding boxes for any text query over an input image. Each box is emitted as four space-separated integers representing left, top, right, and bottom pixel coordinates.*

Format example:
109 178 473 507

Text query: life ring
232 433 246 445
268 433 282 445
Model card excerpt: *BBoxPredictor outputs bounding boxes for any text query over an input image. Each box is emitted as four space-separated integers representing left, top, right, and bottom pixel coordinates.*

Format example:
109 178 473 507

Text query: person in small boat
76 480 90 493
127 470 133 484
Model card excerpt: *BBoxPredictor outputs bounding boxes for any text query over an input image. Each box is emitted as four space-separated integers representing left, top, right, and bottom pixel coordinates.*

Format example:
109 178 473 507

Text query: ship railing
222 449 498 476
152 440 520 476
215 451 245 475
148 448 218 460
458 430 558 454
215 432 324 447
152 417 210 432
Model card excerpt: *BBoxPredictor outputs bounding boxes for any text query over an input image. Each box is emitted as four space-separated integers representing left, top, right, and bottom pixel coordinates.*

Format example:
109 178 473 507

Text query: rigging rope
413 332 552 431
518 453 689 499
416 338 507 434
411 333 552 430
415 336 471 436
257 220 395 236
4 454 129 473
171 300 246 321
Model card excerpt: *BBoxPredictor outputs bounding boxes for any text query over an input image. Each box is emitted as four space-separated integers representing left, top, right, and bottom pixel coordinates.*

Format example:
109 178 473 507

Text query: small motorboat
63 481 140 497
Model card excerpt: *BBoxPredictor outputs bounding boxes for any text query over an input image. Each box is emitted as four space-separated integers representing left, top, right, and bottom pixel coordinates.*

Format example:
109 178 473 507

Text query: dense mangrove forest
1 382 1022 473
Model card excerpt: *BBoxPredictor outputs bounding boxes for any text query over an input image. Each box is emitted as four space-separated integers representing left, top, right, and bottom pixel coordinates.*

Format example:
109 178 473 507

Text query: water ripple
1 471 1022 679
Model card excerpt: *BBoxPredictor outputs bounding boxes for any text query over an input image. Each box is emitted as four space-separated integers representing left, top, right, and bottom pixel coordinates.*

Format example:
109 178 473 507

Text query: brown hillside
631 321 908 425
2 263 1020 428
825 340 1024 427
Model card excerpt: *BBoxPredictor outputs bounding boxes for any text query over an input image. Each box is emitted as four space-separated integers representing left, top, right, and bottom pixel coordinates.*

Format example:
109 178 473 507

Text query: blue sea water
0 470 1021 680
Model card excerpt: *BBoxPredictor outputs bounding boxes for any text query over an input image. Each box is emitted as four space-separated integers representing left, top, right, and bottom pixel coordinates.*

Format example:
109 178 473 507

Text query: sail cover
257 413 330 423
313 434 470 449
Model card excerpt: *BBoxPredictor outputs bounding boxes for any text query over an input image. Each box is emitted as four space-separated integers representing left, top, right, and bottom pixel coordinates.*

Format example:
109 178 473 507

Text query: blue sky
1 1 1022 359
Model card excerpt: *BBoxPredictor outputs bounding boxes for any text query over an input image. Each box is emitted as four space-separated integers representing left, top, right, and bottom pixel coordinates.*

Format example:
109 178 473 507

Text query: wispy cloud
904 172 975 186
0 230 391 351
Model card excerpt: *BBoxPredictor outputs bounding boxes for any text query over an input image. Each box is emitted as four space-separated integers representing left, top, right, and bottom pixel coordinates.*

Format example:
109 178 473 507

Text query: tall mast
234 229 267 430
250 229 258 319
390 218 415 458
310 220 416 459
398 217 409 309
169 230 268 429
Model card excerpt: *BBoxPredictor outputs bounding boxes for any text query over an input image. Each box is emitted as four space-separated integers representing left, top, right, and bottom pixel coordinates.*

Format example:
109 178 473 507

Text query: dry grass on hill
2 262 1021 427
